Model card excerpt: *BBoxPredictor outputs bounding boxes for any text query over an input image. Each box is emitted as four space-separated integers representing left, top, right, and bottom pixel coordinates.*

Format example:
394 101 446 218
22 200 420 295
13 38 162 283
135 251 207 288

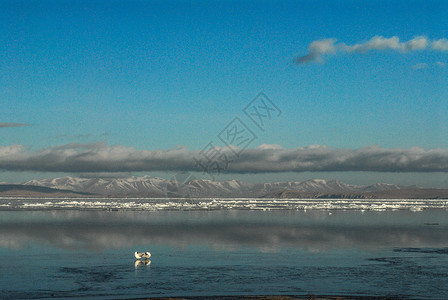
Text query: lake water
1 201 448 299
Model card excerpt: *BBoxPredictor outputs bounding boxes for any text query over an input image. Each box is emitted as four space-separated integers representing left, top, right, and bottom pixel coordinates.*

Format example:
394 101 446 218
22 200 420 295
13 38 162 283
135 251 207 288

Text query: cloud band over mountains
295 36 448 64
0 143 447 173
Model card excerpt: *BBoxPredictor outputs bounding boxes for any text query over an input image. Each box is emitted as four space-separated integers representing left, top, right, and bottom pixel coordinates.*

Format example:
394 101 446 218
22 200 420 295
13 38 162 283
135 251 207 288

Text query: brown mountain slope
0 184 97 197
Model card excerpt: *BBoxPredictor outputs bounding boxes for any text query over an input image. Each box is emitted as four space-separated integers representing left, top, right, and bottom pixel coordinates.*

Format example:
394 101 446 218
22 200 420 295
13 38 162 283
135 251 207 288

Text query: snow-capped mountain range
23 176 405 197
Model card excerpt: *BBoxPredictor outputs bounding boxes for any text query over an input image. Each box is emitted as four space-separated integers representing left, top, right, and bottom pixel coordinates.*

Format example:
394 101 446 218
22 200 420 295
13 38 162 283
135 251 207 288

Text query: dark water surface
1 210 448 299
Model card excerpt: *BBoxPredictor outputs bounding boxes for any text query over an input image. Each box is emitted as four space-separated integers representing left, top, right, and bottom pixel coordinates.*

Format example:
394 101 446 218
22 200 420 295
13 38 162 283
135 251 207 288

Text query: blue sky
1 0 447 187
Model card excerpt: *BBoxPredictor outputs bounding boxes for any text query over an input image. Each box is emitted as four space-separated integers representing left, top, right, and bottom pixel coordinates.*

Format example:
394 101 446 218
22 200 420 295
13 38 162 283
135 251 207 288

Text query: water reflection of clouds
1 211 447 252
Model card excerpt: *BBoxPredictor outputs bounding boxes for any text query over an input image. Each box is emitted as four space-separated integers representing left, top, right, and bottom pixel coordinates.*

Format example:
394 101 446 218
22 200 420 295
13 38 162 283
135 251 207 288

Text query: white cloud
296 36 446 64
346 36 404 53
294 38 337 64
432 38 448 51
436 61 446 67
412 63 429 70
403 36 429 51
412 61 447 69
1 143 447 173
256 144 283 150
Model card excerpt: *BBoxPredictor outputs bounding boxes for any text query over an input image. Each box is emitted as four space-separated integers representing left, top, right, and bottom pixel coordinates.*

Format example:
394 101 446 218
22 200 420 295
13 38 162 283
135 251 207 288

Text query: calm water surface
1 209 448 299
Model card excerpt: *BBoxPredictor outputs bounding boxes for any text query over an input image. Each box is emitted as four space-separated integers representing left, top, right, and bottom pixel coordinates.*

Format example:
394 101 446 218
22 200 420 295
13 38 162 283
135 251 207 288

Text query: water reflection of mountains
1 210 447 252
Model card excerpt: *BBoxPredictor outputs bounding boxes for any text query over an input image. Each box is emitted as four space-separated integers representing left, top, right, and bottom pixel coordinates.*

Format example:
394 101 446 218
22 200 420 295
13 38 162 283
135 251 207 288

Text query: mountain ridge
0 176 446 198
0 184 97 197
6 175 442 199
